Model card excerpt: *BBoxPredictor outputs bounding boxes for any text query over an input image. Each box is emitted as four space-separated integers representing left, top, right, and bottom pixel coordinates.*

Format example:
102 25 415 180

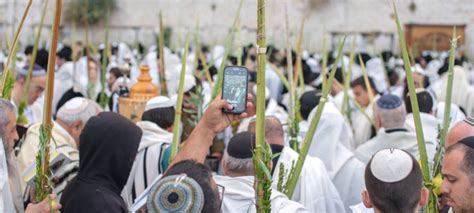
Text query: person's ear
362 190 374 208
374 114 381 130
72 120 83 131
166 125 173 133
419 187 429 207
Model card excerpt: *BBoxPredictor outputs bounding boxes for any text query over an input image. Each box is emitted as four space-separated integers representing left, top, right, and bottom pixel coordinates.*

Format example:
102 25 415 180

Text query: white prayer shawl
17 121 78 186
405 113 441 144
386 85 404 98
214 175 308 213
352 99 376 148
73 56 101 100
237 99 288 133
266 64 283 103
306 103 365 210
123 121 172 208
272 147 345 213
53 61 74 114
355 128 436 165
435 102 466 129
366 57 388 92
0 138 15 213
350 203 374 213
27 97 43 126
436 66 474 116
281 85 314 110
331 91 343 112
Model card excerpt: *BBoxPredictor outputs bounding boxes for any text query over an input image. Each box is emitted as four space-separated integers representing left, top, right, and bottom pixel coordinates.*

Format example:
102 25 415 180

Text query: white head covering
212 45 225 68
59 97 93 114
73 56 101 99
436 66 474 117
145 96 174 112
370 148 413 183
307 102 356 177
366 57 388 92
435 102 466 129
252 85 270 100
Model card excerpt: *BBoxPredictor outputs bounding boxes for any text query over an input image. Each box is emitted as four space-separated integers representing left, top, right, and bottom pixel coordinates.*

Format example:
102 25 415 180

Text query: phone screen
222 66 248 114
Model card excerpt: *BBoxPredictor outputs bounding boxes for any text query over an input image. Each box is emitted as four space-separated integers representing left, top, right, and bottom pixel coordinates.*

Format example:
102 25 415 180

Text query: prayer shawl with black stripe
122 121 172 208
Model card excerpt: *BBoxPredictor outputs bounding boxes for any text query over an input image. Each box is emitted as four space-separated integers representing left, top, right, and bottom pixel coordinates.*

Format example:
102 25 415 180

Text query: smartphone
222 66 249 114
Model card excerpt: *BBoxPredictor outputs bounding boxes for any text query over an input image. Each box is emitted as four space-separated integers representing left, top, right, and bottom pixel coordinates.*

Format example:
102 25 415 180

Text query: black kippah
458 136 474 149
227 132 256 159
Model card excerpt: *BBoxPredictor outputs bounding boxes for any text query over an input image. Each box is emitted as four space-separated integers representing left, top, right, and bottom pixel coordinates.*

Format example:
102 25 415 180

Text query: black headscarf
60 112 142 213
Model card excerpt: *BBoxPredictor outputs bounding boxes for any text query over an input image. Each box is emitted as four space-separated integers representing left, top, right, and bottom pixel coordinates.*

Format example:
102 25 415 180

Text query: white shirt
214 175 308 213
272 146 345 212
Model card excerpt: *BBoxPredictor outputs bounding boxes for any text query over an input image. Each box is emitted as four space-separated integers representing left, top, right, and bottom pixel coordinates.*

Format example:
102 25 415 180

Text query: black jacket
60 112 142 212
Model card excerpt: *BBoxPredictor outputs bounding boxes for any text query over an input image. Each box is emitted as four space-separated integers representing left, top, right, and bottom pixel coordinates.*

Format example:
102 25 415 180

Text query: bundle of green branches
35 0 62 202
169 35 190 162
392 1 437 212
210 0 243 100
0 0 32 98
18 0 49 125
284 37 346 198
183 84 204 129
99 6 111 109
431 28 458 196
65 0 117 25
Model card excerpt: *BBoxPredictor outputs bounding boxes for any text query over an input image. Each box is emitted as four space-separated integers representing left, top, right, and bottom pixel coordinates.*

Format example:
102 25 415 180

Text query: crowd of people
0 40 474 212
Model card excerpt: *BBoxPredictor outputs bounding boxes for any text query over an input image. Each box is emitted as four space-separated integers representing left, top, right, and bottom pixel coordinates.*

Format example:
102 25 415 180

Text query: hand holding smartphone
221 66 249 114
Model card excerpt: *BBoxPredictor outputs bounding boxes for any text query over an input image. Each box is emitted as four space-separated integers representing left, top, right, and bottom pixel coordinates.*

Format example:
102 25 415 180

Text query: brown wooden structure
404 24 465 53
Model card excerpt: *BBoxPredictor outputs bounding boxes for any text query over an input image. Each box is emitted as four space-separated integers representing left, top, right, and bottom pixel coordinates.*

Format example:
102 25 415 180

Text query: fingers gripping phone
222 66 249 114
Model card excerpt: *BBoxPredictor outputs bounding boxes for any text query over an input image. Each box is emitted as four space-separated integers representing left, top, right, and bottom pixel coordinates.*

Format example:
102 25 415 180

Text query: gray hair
0 99 15 137
375 102 407 129
56 98 102 126
222 151 255 176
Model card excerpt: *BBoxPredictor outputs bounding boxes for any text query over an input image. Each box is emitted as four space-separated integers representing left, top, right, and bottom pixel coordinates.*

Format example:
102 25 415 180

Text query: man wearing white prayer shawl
436 66 474 117
404 89 441 143
123 96 175 208
247 117 345 213
72 56 101 100
435 102 465 129
215 132 308 213
238 86 288 133
300 90 355 150
306 100 365 210
355 95 436 165
53 46 75 114
0 99 60 212
265 63 284 103
365 57 389 93
10 64 46 125
17 98 101 197
350 76 379 148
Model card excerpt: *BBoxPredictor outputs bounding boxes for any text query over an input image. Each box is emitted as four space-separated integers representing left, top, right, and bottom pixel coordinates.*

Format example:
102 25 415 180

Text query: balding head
374 95 406 130
446 118 474 148
56 97 102 146
248 116 284 145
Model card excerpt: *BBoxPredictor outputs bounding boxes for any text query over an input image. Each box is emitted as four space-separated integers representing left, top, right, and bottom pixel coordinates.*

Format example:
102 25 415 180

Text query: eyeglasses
217 184 225 213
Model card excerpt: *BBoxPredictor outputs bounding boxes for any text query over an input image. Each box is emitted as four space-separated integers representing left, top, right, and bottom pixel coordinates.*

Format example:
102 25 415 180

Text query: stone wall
1 0 473 58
